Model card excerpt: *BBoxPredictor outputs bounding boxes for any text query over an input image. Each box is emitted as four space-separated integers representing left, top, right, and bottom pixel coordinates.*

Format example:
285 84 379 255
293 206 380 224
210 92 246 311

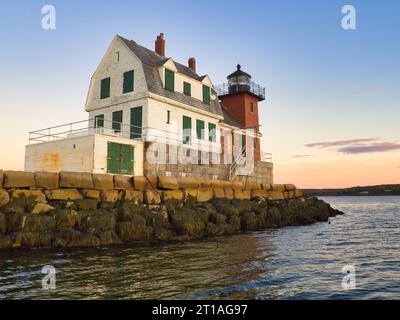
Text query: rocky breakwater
0 170 344 249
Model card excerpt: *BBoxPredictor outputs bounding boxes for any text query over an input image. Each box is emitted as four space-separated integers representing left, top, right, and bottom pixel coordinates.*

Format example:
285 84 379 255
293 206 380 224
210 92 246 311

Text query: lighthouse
217 64 265 161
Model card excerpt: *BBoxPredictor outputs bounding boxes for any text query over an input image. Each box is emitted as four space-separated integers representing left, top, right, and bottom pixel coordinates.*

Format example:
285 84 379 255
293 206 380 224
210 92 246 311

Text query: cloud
305 138 378 148
291 154 312 158
337 142 400 154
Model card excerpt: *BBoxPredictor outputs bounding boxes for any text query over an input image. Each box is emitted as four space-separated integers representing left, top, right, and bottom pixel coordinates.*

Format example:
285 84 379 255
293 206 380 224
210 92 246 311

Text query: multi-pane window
202 85 211 105
123 70 134 93
94 114 104 128
112 110 123 133
165 69 175 92
196 120 205 140
208 123 216 142
183 82 191 96
100 77 110 99
183 115 192 144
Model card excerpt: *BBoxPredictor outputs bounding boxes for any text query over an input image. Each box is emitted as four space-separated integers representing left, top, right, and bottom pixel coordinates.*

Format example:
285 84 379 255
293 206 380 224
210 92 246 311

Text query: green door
107 142 134 174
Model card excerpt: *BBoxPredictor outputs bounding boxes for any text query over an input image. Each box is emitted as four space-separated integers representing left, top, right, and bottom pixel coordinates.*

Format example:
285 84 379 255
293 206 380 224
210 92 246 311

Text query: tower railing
214 81 266 100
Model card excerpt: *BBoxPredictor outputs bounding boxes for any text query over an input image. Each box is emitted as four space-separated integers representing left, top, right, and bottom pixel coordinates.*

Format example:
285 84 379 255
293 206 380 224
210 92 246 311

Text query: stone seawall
0 170 344 249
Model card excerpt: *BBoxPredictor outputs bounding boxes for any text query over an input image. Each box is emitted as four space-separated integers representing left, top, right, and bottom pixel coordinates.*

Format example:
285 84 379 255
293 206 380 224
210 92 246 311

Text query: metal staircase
229 145 247 180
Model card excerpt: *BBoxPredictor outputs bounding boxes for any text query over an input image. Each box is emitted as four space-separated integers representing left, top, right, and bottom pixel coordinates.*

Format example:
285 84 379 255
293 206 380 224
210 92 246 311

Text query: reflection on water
1 196 400 299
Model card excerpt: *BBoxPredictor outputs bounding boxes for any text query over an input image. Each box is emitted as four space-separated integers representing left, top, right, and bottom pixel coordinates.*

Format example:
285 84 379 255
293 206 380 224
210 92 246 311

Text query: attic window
116 51 120 63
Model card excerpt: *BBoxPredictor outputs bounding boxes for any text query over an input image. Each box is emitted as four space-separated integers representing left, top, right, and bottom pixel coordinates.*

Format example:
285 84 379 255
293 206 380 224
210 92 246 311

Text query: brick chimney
155 33 165 56
188 57 196 72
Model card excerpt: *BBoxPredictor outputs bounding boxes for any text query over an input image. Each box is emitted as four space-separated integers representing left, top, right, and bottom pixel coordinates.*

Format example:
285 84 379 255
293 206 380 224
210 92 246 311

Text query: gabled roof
118 35 223 118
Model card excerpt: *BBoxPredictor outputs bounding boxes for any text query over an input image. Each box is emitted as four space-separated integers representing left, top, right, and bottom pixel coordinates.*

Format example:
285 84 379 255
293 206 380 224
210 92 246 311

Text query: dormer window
202 85 211 105
165 69 175 92
100 77 110 99
183 82 191 96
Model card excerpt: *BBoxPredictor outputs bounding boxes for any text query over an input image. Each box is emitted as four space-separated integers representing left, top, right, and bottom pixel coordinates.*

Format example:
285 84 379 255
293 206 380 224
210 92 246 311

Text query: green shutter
203 85 211 105
165 69 175 92
183 115 192 144
183 82 191 96
130 106 142 139
94 114 104 128
112 110 123 133
101 78 110 99
208 123 216 142
123 70 134 93
196 120 204 140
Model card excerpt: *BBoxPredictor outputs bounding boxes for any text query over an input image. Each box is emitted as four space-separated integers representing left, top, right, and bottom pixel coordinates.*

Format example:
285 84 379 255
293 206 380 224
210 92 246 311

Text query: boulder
54 210 81 229
92 174 114 190
200 179 212 187
197 188 213 202
45 189 83 200
162 190 183 202
0 213 5 233
22 214 56 233
170 210 205 237
12 232 54 248
184 188 198 201
2 202 24 215
81 189 101 199
262 183 272 191
5 213 25 233
59 171 93 189
231 180 245 190
177 177 201 189
133 176 157 191
68 234 101 247
100 190 119 203
0 170 3 187
285 184 296 191
205 223 224 236
244 181 262 190
3 171 35 188
271 184 285 192
12 189 46 204
210 180 231 188
0 189 10 208
118 202 146 221
209 212 227 225
31 203 55 215
118 190 143 203
34 172 59 190
154 228 175 241
294 189 304 197
251 190 271 200
73 199 98 210
269 191 285 200
143 190 161 205
240 211 259 230
97 231 122 245
213 188 225 199
233 189 251 200
80 210 116 234
114 175 134 190
158 176 179 190
116 222 153 241
0 235 11 249
224 188 234 200
211 199 239 217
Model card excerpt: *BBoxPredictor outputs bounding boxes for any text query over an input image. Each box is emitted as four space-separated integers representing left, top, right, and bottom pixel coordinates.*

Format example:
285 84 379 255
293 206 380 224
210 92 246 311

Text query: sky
0 0 399 188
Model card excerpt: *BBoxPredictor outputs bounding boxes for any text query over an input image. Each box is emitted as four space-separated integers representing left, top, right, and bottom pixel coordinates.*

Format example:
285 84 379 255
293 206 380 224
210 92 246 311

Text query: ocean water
0 196 399 300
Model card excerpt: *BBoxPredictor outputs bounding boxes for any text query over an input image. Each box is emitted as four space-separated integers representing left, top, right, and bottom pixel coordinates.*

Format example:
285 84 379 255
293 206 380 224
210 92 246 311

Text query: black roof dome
227 64 252 79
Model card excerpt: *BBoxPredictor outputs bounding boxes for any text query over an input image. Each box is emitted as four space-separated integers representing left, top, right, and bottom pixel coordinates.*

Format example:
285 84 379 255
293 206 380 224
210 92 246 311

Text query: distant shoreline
304 184 400 197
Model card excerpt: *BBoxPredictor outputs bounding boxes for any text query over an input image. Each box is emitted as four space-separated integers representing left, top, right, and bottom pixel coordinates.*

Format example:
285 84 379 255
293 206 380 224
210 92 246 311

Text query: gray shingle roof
118 35 223 118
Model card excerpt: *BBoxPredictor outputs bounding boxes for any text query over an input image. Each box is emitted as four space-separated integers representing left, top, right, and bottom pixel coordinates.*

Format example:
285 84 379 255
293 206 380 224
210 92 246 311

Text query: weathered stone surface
154 228 175 241
119 190 143 203
211 180 231 188
0 170 3 188
31 203 55 215
0 213 5 234
294 189 304 197
184 188 198 201
5 213 25 233
100 190 119 202
224 188 234 200
68 234 101 247
177 177 201 189
81 189 101 199
73 199 98 210
285 184 296 191
54 210 80 229
231 180 245 190
0 190 10 208
114 175 134 190
0 235 11 248
143 190 161 204
162 190 183 201
213 188 225 199
12 189 46 204
171 209 205 237
133 176 157 191
45 189 83 200
262 183 272 191
92 173 114 190
3 171 35 188
233 189 251 200
244 181 262 190
97 231 122 245
271 184 285 192
205 223 224 236
80 210 116 234
22 215 56 233
240 211 259 231
269 191 285 200
158 176 179 190
197 188 214 202
251 190 271 200
12 232 54 248
210 212 227 225
34 172 59 190
60 171 93 189
116 222 153 241
200 179 212 187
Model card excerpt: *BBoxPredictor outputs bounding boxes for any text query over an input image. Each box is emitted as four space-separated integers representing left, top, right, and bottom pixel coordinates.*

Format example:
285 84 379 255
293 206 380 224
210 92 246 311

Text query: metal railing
214 81 266 100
